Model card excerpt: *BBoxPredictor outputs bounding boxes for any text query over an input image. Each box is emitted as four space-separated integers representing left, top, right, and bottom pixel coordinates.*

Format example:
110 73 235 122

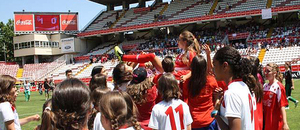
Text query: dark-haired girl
42 78 91 130
212 46 259 130
0 75 40 130
127 67 157 130
183 55 219 130
149 73 193 130
263 63 289 130
100 91 141 130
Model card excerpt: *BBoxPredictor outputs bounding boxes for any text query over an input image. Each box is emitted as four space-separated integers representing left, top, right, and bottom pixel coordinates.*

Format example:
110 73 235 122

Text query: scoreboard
14 12 78 33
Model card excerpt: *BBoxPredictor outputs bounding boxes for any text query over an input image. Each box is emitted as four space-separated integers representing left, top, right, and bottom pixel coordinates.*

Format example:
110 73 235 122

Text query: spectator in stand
24 80 31 102
65 69 73 79
90 55 94 64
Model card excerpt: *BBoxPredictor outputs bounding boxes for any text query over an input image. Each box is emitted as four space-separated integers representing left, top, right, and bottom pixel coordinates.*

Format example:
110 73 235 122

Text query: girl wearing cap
127 67 157 130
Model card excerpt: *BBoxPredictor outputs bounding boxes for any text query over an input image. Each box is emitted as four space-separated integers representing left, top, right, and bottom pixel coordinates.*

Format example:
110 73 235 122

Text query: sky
0 0 171 30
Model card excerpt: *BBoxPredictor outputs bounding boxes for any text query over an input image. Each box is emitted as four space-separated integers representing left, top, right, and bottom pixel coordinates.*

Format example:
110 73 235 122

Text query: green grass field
16 80 300 130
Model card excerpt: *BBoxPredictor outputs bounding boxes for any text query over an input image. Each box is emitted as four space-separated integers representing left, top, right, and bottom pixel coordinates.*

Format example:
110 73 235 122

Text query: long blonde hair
266 63 283 83
179 31 201 66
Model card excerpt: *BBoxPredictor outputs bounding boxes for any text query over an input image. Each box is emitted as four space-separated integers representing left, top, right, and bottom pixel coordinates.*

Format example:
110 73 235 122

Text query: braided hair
214 46 258 95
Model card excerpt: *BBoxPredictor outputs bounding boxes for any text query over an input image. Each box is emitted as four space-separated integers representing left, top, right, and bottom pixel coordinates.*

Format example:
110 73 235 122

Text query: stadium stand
84 10 122 31
262 46 300 65
51 62 89 80
0 64 19 78
22 61 65 80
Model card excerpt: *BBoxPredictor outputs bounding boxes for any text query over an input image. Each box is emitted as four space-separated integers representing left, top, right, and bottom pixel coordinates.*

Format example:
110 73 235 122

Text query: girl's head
0 75 17 105
127 68 154 104
158 73 181 102
91 87 110 111
248 56 263 102
213 46 257 94
189 55 207 97
51 78 91 130
284 62 291 70
91 65 108 77
162 56 174 73
100 91 140 130
265 63 283 83
213 46 241 81
178 30 200 53
40 99 53 130
113 62 133 86
89 73 107 92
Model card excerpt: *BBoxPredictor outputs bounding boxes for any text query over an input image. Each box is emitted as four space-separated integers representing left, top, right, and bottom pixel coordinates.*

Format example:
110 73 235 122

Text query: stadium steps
154 4 169 21
117 3 166 28
218 0 247 14
266 0 273 8
93 12 117 24
266 27 274 38
110 10 127 29
75 64 91 76
16 68 23 79
209 0 219 15
167 0 203 20
258 49 266 63
277 0 297 7
159 4 169 16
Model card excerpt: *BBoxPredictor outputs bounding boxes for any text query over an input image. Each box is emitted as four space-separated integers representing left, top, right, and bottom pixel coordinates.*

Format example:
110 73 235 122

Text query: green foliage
0 19 20 62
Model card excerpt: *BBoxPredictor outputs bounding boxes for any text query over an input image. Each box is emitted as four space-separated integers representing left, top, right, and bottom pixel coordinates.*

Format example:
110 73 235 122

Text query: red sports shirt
183 75 218 128
263 81 288 130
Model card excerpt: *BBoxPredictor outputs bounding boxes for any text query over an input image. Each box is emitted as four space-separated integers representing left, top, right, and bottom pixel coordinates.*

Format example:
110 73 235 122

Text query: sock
288 96 298 104
122 53 155 63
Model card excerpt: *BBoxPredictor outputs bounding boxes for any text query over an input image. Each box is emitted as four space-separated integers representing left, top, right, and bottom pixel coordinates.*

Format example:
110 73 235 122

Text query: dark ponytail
214 46 258 95
248 56 264 102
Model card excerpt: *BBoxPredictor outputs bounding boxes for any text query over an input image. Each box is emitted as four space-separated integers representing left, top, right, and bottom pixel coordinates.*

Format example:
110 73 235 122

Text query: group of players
0 30 297 130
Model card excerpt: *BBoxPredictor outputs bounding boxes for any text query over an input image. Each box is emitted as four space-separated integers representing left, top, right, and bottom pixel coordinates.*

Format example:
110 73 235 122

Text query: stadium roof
89 0 151 6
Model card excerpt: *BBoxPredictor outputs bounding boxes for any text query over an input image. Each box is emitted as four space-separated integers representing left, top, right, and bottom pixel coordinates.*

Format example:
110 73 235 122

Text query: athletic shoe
295 100 299 108
285 106 289 110
114 46 124 61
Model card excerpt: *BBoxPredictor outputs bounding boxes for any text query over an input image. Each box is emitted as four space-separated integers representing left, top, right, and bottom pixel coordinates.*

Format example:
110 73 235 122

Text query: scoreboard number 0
51 17 57 24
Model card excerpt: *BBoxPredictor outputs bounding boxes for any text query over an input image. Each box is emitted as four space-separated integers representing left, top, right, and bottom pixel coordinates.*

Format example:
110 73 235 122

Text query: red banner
35 15 60 31
14 14 34 32
60 14 78 31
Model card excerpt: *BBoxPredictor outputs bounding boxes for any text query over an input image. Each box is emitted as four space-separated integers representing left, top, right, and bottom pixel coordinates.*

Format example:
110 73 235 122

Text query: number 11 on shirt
165 104 184 130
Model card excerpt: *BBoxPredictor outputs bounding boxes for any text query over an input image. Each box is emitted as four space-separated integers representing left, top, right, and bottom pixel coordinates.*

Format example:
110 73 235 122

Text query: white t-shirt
220 81 255 130
119 126 136 130
149 99 193 130
24 83 31 91
93 112 105 130
0 102 21 130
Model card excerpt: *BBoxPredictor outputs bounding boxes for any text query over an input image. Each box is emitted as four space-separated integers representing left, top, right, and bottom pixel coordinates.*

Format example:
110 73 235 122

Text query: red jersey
254 99 263 130
263 81 288 130
175 50 196 69
136 85 157 129
183 75 218 128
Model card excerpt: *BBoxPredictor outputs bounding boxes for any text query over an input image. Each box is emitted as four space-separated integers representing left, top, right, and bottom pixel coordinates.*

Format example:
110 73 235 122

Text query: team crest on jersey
269 93 273 98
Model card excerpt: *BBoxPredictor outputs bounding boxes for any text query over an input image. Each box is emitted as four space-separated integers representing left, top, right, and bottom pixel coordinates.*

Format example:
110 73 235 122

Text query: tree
0 19 20 62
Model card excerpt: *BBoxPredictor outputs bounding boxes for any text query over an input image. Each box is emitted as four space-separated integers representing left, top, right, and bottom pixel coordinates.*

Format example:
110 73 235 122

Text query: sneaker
295 100 299 108
114 46 124 61
285 106 289 110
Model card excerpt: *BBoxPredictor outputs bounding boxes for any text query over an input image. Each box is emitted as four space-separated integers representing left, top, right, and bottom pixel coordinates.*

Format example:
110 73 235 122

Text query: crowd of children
0 30 298 130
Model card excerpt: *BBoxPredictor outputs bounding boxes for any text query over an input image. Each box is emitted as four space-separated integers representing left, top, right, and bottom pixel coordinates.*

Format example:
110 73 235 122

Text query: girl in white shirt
212 46 261 130
0 75 40 130
148 73 193 130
